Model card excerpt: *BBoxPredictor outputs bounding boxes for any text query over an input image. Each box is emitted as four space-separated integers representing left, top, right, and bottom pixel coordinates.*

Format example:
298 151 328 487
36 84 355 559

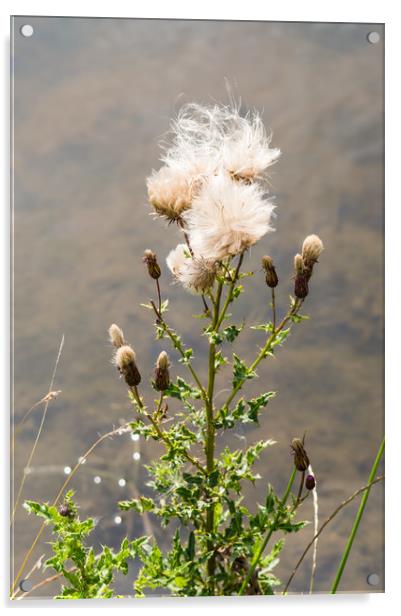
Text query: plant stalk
205 279 224 587
222 299 302 413
283 474 384 594
330 438 385 593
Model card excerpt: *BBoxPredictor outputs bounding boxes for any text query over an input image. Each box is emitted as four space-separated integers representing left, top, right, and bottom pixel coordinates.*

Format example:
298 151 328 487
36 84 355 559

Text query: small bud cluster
143 249 161 280
261 255 278 288
109 324 142 388
109 325 173 395
290 438 316 490
293 234 324 299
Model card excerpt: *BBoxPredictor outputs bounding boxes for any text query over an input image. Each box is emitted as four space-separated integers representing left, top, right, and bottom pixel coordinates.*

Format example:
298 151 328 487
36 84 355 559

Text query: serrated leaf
222 323 243 342
251 323 274 333
232 354 257 388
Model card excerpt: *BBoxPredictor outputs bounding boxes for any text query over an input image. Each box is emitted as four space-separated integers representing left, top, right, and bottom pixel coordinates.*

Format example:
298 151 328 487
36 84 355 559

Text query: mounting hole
367 31 380 44
367 573 380 586
19 579 33 592
20 24 34 38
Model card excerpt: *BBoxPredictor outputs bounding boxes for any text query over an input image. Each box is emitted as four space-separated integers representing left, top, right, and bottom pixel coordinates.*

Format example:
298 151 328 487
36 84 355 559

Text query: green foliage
22 250 315 598
215 392 276 429
204 323 243 345
214 350 228 372
179 348 193 365
232 354 257 388
164 376 202 401
24 492 136 599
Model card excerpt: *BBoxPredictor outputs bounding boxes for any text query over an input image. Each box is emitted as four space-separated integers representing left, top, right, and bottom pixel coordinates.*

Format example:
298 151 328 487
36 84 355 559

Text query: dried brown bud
291 438 310 471
114 345 141 387
108 323 125 348
294 272 309 299
154 351 170 391
262 255 278 288
302 235 324 267
143 249 161 280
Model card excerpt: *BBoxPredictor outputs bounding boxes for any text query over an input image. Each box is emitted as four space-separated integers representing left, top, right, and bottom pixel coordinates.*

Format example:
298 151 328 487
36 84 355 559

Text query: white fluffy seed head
146 166 204 221
221 111 280 182
302 235 324 264
108 323 125 348
184 174 275 261
161 102 280 184
166 243 217 293
166 243 191 277
179 257 217 293
161 103 223 174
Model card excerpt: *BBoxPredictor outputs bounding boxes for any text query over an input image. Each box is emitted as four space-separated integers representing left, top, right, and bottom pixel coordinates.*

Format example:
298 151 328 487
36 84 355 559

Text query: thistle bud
108 323 125 348
302 235 324 268
293 253 305 274
305 474 316 490
262 255 278 288
290 438 310 472
58 503 74 518
294 272 309 299
143 249 161 280
114 345 141 387
154 351 170 391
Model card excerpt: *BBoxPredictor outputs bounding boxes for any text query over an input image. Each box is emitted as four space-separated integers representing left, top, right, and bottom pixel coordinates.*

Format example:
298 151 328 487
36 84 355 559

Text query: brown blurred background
11 17 384 596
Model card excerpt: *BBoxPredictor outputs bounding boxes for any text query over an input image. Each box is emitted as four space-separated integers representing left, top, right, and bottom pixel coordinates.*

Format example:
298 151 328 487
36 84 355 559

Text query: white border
1 1 400 614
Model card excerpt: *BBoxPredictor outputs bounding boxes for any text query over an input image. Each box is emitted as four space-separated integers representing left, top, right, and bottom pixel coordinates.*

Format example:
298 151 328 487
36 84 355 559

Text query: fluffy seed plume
166 244 190 278
262 255 278 288
166 244 217 293
114 345 141 387
108 323 125 349
147 102 280 224
147 166 204 222
302 235 324 267
162 102 280 183
221 109 280 182
185 174 275 261
142 249 161 280
154 351 170 391
161 103 223 173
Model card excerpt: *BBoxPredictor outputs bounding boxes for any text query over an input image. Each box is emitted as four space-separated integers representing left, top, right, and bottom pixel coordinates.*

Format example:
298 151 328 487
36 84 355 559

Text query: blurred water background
11 17 384 596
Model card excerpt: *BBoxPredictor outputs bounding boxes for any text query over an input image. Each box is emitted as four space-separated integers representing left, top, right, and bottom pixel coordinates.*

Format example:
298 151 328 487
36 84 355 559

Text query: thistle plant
115 102 324 596
21 101 383 599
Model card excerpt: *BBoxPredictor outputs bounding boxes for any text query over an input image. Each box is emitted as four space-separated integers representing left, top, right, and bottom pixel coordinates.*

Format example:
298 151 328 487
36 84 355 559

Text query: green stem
215 253 244 331
330 438 385 593
222 299 302 413
150 300 208 400
205 279 224 587
238 466 297 595
131 387 207 476
283 475 384 594
271 287 276 332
